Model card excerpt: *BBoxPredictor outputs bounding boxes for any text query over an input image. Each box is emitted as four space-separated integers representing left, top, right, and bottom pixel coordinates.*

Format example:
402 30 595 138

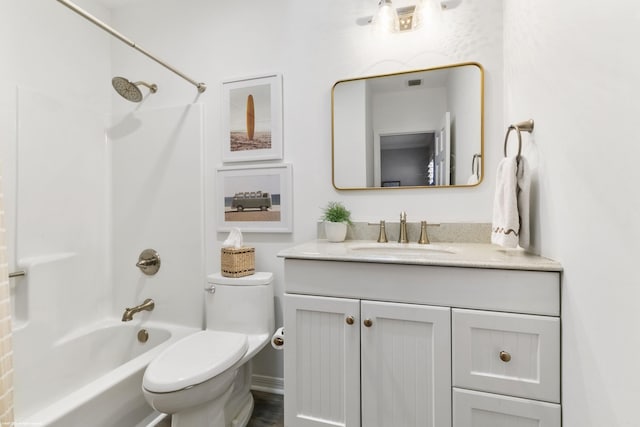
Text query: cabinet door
361 301 451 427
284 294 361 427
453 388 561 427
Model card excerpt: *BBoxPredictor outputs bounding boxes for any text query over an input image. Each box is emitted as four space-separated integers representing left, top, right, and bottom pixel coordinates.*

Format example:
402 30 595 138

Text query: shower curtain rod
56 0 207 93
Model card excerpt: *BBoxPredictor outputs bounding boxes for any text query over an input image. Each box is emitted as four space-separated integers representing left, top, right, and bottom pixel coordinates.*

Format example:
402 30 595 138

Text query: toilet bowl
142 272 275 427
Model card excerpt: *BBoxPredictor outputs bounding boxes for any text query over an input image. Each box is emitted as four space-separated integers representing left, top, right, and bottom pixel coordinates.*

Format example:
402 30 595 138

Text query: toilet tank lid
207 272 273 286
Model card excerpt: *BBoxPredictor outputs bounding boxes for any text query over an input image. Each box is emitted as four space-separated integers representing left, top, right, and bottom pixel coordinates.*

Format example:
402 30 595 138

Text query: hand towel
467 174 479 185
516 157 531 249
491 157 520 248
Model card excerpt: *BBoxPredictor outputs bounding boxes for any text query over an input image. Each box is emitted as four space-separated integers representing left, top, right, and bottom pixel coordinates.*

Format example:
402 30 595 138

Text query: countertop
277 240 562 272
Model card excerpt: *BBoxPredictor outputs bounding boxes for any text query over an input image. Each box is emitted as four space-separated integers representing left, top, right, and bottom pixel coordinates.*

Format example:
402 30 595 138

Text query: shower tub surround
13 319 197 427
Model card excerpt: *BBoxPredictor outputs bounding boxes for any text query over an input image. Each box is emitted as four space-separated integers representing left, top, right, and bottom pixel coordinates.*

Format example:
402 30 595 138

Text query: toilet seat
143 330 248 393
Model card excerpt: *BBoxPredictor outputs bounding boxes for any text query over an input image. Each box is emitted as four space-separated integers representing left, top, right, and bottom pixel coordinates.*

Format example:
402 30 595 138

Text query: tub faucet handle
136 249 161 276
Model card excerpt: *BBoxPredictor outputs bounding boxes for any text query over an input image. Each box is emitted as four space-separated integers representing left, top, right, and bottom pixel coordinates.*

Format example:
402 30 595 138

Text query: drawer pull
346 316 355 325
499 351 512 362
363 319 373 327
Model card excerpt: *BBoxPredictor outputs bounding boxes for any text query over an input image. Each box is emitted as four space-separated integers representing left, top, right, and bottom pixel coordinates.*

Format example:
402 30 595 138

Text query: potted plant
321 201 352 242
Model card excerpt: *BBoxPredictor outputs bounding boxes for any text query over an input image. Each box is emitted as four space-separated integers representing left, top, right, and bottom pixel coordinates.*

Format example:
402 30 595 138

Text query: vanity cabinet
279 242 563 427
284 294 451 427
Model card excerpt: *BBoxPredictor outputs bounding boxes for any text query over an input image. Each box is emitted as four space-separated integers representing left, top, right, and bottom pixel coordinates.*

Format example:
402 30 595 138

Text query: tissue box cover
221 247 255 278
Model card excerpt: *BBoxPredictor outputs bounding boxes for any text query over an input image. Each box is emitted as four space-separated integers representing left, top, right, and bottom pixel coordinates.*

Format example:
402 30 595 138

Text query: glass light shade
372 0 399 33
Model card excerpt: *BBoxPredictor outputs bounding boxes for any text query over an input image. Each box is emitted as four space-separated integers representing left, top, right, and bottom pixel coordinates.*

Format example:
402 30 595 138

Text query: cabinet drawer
453 388 561 427
453 309 560 403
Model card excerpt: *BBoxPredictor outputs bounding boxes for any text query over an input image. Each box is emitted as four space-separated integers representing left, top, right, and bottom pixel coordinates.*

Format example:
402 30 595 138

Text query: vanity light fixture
369 0 462 33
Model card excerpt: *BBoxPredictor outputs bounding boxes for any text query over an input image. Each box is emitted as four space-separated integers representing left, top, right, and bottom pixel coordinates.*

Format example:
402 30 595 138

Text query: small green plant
321 201 352 224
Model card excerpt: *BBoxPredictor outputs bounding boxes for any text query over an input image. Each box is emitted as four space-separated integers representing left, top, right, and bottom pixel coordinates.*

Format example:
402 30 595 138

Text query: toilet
142 272 275 427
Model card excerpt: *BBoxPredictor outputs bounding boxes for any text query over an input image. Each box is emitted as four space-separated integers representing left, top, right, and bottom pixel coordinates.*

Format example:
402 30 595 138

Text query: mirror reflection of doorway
374 112 452 187
379 132 435 186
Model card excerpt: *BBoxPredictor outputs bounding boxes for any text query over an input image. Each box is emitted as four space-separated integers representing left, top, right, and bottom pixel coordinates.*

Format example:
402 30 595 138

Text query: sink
347 242 456 256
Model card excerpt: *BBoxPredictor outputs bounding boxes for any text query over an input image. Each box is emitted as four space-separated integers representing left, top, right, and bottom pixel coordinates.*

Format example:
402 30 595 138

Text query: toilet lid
143 330 248 393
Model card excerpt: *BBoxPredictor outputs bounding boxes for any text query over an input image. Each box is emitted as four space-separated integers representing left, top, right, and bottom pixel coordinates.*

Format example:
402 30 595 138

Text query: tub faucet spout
122 298 155 322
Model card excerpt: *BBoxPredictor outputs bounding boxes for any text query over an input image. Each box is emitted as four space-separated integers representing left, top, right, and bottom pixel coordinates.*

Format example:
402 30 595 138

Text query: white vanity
279 241 562 427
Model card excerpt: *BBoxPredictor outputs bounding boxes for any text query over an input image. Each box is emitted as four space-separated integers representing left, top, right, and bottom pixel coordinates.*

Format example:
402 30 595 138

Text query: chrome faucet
121 298 155 322
398 212 409 243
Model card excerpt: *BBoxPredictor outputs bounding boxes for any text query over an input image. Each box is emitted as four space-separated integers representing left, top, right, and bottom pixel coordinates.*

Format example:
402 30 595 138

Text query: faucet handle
377 220 388 243
418 221 430 244
400 211 407 221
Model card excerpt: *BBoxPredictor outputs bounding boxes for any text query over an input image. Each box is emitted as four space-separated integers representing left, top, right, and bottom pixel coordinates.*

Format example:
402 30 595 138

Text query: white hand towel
491 157 520 248
517 157 531 249
467 174 479 185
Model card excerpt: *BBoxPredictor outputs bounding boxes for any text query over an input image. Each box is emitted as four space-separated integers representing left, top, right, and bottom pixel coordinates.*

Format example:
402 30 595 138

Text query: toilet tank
205 272 275 335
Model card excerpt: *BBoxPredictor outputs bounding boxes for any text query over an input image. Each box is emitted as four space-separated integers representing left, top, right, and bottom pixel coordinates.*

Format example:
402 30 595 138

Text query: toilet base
225 362 254 426
228 392 254 427
171 387 233 427
163 394 253 427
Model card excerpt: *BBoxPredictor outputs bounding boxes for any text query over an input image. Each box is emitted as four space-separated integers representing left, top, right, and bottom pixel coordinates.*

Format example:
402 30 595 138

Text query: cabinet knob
363 319 373 327
499 351 512 363
346 316 355 325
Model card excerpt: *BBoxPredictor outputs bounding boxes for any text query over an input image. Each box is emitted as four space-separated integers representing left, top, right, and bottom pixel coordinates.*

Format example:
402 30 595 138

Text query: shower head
111 77 158 102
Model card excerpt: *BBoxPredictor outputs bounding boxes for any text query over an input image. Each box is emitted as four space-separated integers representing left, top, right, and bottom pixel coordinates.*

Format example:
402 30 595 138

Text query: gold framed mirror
332 62 484 190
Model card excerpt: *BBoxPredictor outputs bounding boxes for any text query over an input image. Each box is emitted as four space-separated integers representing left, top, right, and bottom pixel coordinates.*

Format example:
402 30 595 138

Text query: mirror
332 62 484 189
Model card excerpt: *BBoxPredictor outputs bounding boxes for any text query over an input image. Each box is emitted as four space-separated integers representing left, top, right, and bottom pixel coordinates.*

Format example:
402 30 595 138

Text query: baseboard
251 374 284 395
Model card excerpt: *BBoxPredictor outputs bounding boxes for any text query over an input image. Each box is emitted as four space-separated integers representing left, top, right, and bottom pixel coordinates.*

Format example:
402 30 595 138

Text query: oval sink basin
347 242 456 256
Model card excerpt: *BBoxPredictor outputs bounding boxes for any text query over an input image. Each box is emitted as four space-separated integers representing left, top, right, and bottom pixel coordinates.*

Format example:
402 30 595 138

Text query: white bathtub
13 319 198 427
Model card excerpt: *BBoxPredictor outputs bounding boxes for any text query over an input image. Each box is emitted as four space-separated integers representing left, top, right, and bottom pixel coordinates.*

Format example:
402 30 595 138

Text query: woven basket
221 247 255 278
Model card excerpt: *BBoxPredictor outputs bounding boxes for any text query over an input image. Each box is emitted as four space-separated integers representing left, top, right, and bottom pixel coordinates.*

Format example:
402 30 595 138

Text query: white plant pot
325 221 348 242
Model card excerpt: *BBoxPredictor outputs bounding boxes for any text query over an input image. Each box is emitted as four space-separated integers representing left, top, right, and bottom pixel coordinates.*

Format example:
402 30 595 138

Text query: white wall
109 105 205 328
504 2 640 425
110 0 504 381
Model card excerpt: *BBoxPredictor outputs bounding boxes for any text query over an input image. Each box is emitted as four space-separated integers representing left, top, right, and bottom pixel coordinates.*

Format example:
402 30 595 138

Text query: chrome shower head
111 76 158 102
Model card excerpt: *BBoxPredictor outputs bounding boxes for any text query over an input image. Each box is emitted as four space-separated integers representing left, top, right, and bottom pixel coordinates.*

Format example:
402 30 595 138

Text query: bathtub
13 319 199 427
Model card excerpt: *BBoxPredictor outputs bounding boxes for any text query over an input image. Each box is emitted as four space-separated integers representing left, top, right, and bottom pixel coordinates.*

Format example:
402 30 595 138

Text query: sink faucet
398 212 409 243
122 298 155 322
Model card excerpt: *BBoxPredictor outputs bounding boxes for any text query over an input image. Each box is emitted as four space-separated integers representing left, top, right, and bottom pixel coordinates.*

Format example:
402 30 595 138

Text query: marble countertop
278 240 562 272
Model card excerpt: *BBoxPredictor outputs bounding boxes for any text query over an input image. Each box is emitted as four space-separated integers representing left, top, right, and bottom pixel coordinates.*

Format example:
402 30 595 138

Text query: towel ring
503 119 534 159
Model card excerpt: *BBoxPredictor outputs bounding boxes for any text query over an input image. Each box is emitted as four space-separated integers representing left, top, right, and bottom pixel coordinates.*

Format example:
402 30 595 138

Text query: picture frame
216 164 293 233
221 73 283 162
